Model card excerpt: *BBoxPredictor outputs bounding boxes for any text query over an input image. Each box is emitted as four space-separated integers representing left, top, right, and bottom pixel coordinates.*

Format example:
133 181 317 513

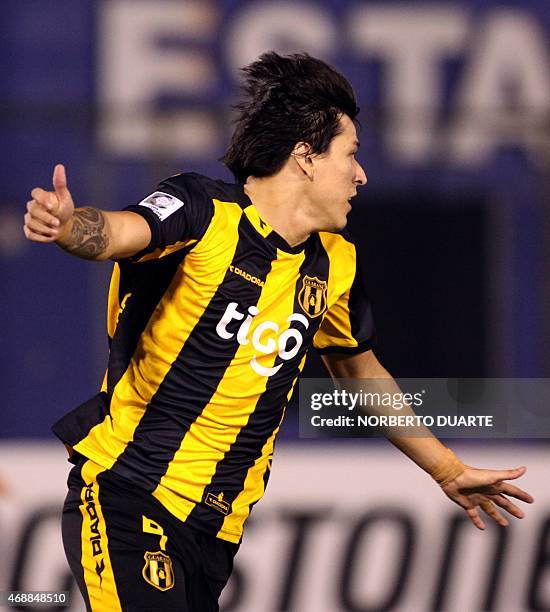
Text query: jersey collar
236 184 308 254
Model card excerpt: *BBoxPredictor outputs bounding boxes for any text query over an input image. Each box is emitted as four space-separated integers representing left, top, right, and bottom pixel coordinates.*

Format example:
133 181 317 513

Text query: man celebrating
24 53 533 611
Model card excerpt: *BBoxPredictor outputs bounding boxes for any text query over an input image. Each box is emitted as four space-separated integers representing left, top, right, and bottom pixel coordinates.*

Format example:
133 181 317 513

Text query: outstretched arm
24 164 151 260
322 350 534 529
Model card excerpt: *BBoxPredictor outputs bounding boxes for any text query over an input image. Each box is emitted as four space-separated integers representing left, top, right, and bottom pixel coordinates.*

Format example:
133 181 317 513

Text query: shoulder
160 172 246 208
318 229 357 260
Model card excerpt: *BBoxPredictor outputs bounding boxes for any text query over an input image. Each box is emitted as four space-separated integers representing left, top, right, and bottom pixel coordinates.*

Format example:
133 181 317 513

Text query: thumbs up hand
24 164 75 243
50 164 75 226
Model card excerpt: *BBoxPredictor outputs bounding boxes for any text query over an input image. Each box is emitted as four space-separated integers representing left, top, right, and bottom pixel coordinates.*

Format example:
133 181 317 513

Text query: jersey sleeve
313 252 376 355
123 173 214 262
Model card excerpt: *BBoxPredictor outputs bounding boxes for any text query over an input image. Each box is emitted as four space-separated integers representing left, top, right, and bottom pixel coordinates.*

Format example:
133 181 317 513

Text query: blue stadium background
2 0 548 439
1 3 549 611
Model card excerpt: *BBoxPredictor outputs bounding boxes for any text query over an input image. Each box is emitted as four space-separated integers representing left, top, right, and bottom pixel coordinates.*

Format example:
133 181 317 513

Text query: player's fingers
495 466 527 482
480 501 508 527
483 466 527 486
491 494 525 519
24 213 60 238
26 201 61 227
23 224 56 243
466 506 486 530
30 188 57 210
499 483 534 503
24 212 54 236
52 164 69 200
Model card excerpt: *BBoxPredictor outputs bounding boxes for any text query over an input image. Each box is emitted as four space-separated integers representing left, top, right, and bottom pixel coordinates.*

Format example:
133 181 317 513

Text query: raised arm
24 164 151 261
322 350 534 529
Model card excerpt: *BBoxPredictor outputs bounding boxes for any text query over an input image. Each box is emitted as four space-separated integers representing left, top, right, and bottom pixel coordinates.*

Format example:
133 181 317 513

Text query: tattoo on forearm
60 207 109 259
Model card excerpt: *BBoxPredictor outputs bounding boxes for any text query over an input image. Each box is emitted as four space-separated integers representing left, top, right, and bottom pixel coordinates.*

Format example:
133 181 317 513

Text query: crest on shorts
142 551 175 591
298 276 327 318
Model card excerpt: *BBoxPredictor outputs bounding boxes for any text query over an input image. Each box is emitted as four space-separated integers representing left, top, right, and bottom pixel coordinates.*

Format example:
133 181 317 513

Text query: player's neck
243 173 315 248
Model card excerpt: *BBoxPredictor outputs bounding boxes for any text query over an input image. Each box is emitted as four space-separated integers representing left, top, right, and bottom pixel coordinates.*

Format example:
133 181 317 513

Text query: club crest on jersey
298 276 327 318
142 551 175 591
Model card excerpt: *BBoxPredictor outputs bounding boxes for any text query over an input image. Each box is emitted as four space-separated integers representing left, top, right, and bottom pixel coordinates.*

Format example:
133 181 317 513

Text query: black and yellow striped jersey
53 172 375 543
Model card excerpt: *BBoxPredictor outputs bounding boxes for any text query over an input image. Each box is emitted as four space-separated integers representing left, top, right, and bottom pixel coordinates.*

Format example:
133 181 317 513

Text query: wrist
55 214 74 246
429 448 466 488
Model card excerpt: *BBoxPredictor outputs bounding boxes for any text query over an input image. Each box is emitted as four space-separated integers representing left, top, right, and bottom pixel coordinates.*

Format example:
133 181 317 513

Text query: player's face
310 114 367 231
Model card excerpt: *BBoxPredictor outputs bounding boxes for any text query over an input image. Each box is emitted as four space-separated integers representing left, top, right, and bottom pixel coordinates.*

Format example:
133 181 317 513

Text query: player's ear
290 142 315 181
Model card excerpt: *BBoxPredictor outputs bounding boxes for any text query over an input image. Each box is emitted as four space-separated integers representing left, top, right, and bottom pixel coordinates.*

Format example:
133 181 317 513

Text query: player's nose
354 160 367 186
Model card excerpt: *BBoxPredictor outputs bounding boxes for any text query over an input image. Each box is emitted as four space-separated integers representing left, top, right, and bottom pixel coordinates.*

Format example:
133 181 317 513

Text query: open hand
24 164 74 243
441 465 534 529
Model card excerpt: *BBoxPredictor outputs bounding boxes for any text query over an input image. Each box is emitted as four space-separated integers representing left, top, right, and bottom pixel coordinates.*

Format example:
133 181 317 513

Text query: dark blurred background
1 3 549 610
2 0 548 437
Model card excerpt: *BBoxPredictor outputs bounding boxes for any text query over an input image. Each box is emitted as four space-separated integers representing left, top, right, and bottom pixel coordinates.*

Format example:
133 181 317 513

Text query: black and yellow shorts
62 457 238 612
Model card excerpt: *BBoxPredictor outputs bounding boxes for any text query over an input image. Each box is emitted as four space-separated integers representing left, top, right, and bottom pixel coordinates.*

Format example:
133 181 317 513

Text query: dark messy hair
222 52 359 183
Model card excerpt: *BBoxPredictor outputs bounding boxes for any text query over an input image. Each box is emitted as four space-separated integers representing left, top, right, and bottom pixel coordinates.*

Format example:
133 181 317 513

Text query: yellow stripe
100 370 108 393
319 232 356 301
217 422 279 542
243 204 272 238
134 238 197 263
142 516 167 551
79 460 122 612
314 233 358 350
152 248 305 521
106 263 135 339
218 352 307 541
314 288 356 350
106 263 121 340
75 200 242 469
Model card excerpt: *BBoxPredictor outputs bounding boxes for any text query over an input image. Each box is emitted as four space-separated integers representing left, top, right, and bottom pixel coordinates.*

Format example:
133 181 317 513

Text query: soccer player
24 53 533 611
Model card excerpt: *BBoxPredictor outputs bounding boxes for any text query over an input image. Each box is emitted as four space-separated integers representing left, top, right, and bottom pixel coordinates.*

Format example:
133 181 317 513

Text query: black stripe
95 471 134 609
61 461 92 611
117 262 129 304
110 214 275 491
316 339 374 355
52 251 190 445
185 235 330 535
52 392 109 447
107 250 190 395
347 253 376 348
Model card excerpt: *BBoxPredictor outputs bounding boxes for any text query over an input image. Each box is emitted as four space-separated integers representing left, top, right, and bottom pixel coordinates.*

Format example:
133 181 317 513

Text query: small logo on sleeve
204 492 231 515
138 191 184 221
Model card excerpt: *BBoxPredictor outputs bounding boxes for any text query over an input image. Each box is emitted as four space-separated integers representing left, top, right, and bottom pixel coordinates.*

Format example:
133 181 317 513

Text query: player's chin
319 208 350 233
324 217 349 233
335 207 352 230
